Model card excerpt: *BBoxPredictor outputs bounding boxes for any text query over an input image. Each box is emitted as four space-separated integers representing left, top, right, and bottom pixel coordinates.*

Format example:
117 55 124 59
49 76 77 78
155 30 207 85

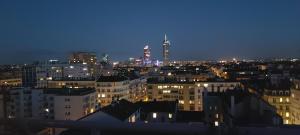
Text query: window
130 115 136 123
280 98 283 103
189 100 194 104
286 112 290 117
286 98 289 103
162 90 171 94
153 113 157 118
168 113 172 119
179 100 184 104
214 121 219 127
216 113 219 118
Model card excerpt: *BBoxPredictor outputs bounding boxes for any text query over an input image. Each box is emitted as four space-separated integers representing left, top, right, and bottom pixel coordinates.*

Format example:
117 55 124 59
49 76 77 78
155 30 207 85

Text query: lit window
286 120 289 124
130 115 136 123
179 100 184 104
153 113 157 118
286 112 289 117
45 108 49 112
101 94 106 98
280 98 283 102
286 98 289 102
168 113 172 119
168 72 172 76
216 114 219 118
163 90 171 94
83 68 88 71
90 108 94 113
204 84 209 88
292 94 295 98
214 121 219 126
70 66 74 69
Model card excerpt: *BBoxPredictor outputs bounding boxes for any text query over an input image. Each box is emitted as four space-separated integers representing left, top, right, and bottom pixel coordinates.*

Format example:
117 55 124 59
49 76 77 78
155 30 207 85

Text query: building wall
53 93 96 120
0 94 4 118
291 89 300 124
145 112 175 123
22 66 37 87
6 88 44 119
128 78 147 103
0 78 22 86
147 82 240 111
96 80 130 107
47 80 95 88
63 64 90 78
68 52 97 75
263 89 291 124
36 63 64 88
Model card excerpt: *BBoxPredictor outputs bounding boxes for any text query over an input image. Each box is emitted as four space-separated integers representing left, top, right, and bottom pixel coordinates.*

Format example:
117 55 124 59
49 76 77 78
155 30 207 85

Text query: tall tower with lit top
162 34 170 66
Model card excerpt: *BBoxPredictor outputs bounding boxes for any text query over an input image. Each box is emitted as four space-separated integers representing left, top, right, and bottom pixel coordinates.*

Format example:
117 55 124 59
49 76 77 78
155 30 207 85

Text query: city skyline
1 0 300 64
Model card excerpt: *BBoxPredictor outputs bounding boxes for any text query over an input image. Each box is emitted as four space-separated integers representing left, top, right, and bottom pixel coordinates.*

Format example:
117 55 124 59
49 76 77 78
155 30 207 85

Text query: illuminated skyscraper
144 45 151 62
162 34 170 66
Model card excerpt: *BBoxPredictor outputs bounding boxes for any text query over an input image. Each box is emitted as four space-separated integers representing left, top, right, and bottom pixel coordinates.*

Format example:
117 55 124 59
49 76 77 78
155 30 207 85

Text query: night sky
0 0 300 64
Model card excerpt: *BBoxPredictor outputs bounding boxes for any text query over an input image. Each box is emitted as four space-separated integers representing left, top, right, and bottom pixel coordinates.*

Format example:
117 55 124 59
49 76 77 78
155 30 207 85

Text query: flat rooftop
43 88 95 96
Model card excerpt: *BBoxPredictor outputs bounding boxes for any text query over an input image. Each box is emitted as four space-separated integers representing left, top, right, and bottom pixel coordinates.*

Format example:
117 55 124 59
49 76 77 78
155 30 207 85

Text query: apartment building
147 78 240 111
95 76 130 107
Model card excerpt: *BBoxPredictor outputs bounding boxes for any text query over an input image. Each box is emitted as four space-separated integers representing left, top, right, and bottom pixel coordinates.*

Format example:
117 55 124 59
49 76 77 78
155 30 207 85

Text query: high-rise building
69 52 97 75
100 53 109 64
162 34 170 66
143 45 151 64
22 65 37 87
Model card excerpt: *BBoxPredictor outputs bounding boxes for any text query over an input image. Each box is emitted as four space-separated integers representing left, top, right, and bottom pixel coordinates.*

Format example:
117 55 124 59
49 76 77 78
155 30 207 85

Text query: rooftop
96 76 128 82
43 88 95 96
147 77 238 84
137 100 177 113
100 99 140 121
52 77 95 81
176 111 205 123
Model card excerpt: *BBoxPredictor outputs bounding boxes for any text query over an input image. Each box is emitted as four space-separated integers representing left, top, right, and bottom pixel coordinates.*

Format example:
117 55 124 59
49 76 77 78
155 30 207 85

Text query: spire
164 34 167 41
